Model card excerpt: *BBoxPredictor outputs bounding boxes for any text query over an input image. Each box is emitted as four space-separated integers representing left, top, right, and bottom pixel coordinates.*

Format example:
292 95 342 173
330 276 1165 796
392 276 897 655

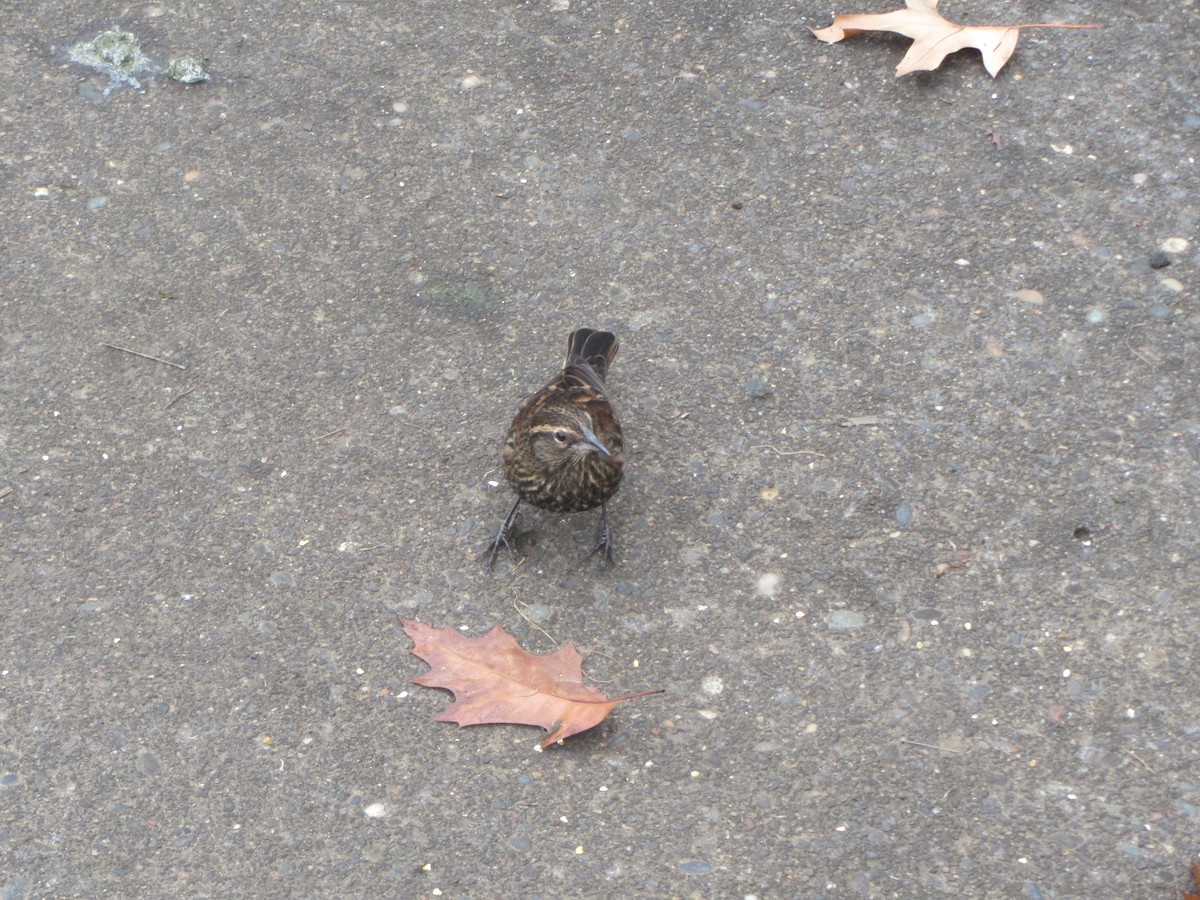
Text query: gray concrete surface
2 1 1198 897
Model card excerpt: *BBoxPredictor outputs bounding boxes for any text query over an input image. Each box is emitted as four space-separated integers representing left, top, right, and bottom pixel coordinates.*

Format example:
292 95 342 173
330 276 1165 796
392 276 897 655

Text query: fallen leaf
403 620 663 748
1185 861 1200 900
810 0 1097 78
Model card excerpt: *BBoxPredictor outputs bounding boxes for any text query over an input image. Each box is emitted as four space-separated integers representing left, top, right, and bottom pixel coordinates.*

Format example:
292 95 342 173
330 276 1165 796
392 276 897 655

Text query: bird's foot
589 503 616 564
483 531 519 572
482 498 524 573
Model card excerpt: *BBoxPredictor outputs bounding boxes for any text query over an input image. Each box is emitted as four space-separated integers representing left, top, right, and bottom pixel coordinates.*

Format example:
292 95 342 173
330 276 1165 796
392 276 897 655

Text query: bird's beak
578 426 611 456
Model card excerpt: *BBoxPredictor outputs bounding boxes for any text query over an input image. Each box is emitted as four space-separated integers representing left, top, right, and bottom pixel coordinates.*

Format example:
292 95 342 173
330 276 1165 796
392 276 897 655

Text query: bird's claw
590 502 616 564
483 497 524 573
484 532 519 572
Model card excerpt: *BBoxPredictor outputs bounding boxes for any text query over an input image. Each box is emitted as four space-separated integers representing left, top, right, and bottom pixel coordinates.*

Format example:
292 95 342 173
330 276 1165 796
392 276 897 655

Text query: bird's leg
485 497 523 572
591 501 616 563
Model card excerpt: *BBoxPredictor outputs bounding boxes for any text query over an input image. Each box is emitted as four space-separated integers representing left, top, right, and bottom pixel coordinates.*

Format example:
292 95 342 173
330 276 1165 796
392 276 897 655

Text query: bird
485 328 624 570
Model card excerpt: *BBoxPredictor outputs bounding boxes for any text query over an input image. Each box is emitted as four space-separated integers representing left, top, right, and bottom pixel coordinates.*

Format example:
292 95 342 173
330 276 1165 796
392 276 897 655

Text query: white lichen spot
1159 237 1189 253
756 573 780 598
701 675 724 696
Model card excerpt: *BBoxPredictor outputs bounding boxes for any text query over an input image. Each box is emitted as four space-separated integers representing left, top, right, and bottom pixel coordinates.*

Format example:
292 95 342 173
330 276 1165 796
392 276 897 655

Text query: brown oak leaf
1185 861 1200 900
810 0 1097 78
403 620 663 749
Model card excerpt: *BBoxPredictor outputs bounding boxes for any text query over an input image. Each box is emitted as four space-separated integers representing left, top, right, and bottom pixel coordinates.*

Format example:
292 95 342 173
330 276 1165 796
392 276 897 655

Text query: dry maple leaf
810 0 1097 78
403 620 663 749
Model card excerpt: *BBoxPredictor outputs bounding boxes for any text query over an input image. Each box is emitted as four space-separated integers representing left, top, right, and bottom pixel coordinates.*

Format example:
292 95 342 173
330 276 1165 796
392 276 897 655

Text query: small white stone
1160 237 1189 253
364 802 387 818
756 573 780 597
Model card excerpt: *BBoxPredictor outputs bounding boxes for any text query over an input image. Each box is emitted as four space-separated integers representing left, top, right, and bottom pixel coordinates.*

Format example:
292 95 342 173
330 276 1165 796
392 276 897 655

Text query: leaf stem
1011 22 1099 29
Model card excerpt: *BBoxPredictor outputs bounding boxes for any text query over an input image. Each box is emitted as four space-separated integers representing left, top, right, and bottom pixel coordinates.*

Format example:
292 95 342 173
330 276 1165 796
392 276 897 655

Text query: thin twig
1126 749 1155 773
753 444 827 458
901 738 963 754
1124 323 1153 367
512 599 557 646
832 329 866 346
101 342 186 370
165 387 195 409
0 485 11 501
316 427 346 440
579 648 626 685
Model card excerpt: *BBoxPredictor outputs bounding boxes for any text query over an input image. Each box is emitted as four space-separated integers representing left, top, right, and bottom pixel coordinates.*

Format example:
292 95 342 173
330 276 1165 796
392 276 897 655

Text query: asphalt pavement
2 1 1198 897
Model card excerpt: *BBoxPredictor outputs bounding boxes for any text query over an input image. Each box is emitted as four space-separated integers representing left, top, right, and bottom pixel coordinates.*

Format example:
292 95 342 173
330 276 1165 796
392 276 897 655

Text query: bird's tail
565 328 618 383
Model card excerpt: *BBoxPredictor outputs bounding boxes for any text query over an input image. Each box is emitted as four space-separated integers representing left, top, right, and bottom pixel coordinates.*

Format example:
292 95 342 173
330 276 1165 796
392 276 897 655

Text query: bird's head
528 407 611 470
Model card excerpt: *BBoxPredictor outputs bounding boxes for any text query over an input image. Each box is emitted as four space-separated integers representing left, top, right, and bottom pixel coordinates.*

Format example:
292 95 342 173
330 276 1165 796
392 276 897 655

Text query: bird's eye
553 430 569 444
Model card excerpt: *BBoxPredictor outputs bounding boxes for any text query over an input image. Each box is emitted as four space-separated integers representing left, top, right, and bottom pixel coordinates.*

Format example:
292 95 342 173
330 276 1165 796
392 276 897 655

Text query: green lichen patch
166 57 210 84
69 29 152 90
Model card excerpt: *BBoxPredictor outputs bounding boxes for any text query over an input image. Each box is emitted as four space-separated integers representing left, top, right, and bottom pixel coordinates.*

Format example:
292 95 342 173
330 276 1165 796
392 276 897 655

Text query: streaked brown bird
485 328 624 570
